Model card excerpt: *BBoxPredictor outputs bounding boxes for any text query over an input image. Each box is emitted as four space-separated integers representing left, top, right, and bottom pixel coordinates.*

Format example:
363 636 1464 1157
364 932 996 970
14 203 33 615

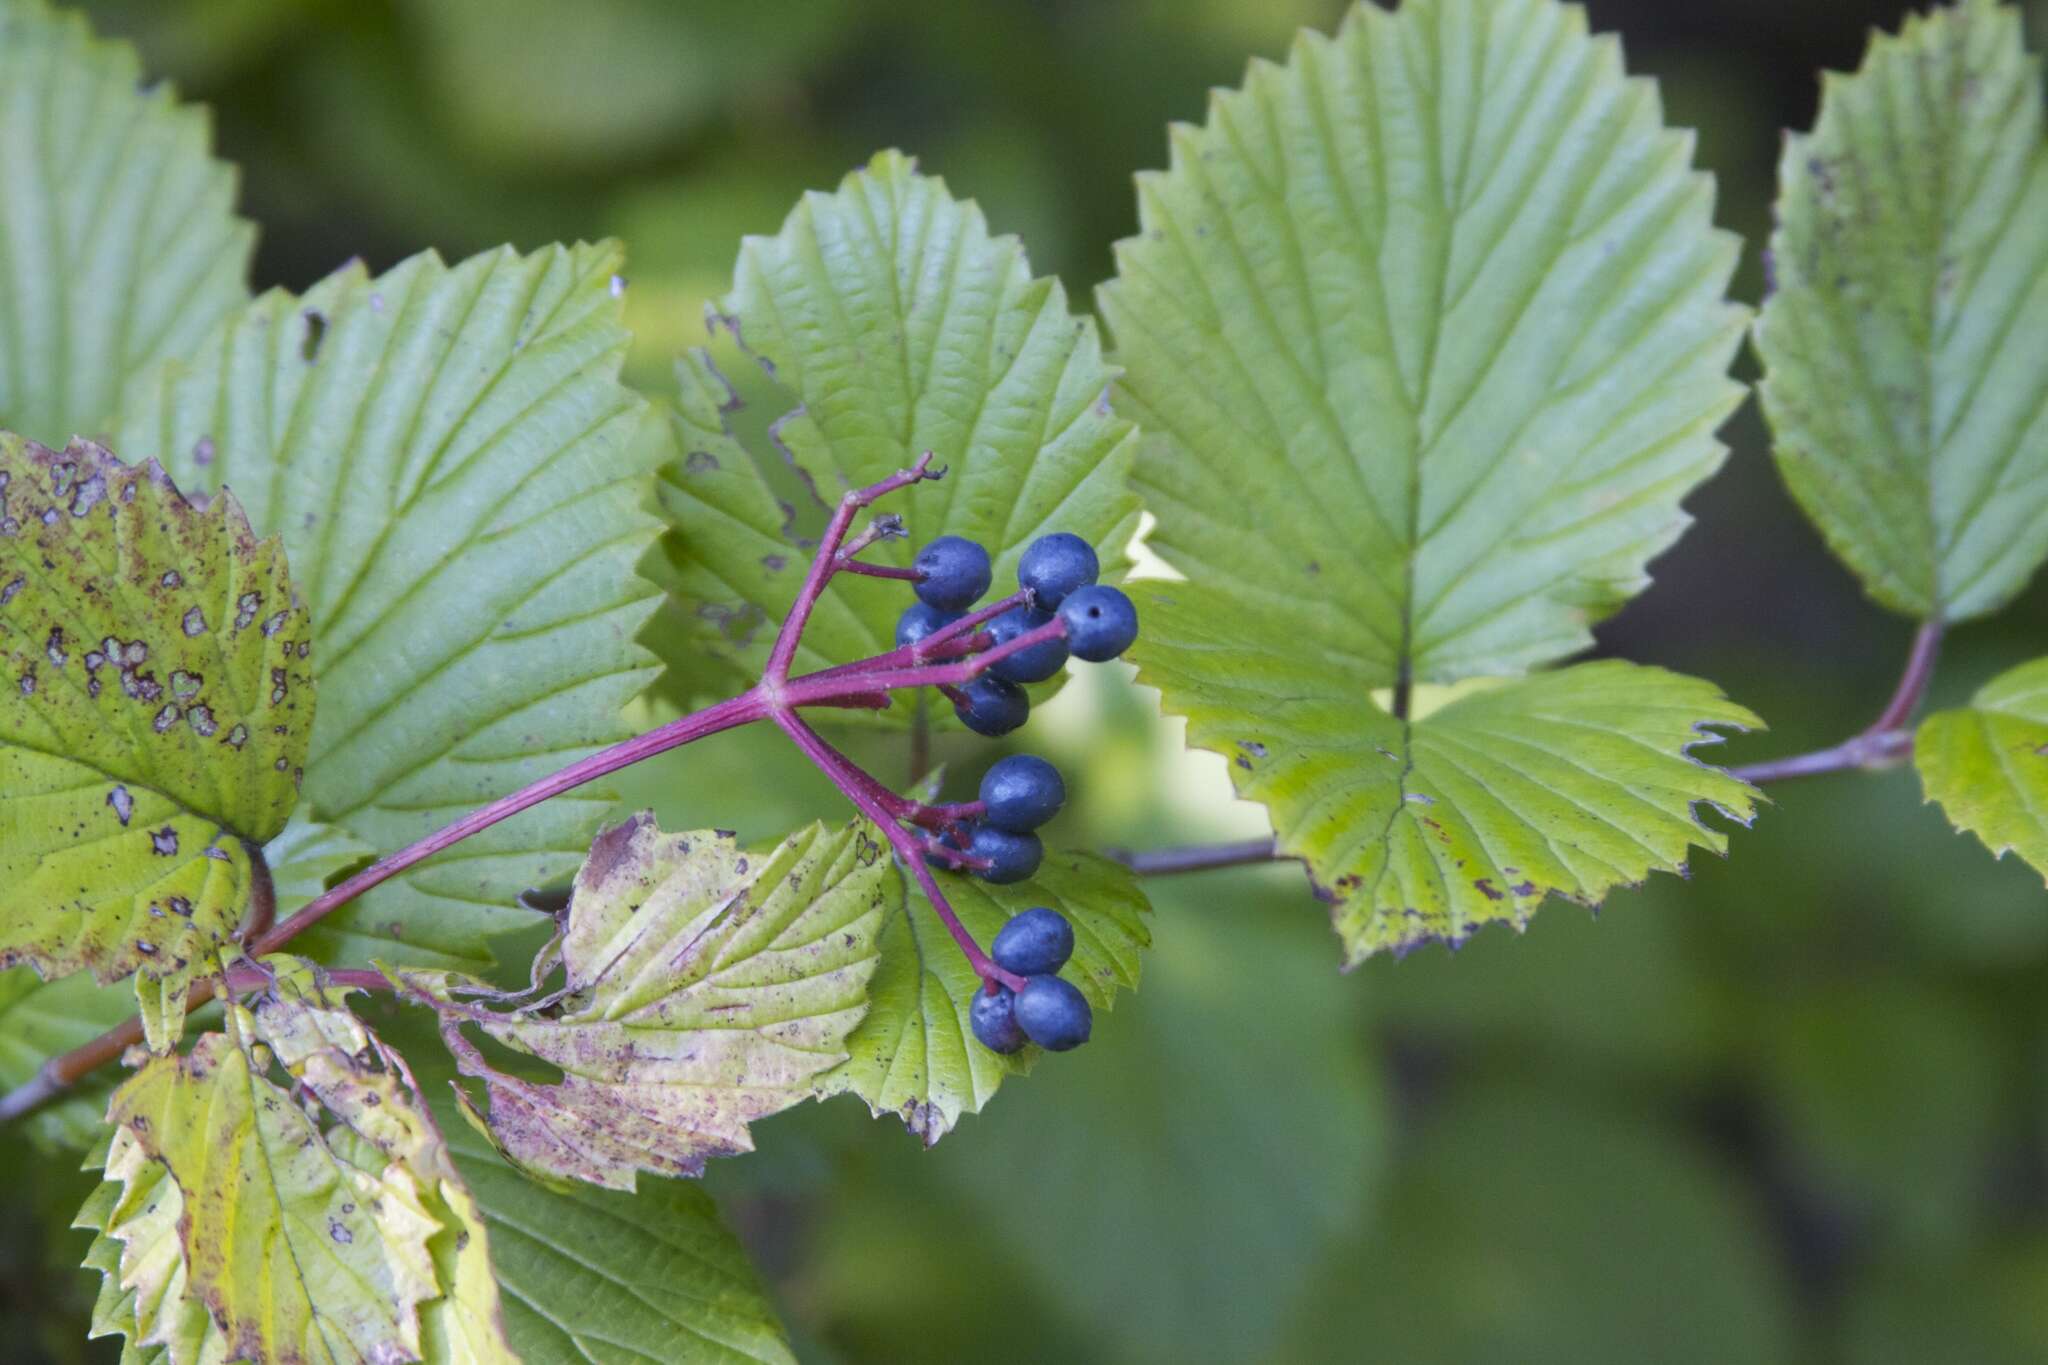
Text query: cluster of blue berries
896 530 1139 736
972 907 1091 1053
890 530 1139 1056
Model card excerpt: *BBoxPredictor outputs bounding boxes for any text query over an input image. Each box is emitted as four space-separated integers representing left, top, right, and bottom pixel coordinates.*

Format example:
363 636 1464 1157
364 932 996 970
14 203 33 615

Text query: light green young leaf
0 0 253 443
0 436 312 1041
113 242 663 972
83 959 518 1364
1139 596 1757 963
394 814 888 1191
1098 0 1753 958
1915 656 2048 882
814 847 1150 1143
1755 0 2048 623
646 149 1141 709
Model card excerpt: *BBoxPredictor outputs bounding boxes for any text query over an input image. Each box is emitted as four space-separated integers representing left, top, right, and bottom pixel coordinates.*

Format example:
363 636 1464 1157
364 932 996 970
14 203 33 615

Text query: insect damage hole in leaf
645 149 1143 719
1099 0 1758 962
391 813 890 1191
0 435 313 1046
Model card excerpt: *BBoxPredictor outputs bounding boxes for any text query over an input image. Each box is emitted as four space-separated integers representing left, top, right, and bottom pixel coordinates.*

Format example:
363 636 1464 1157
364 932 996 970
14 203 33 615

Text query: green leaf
814 846 1150 1143
0 436 312 1040
436 1086 794 1365
1097 0 1754 960
1755 0 2048 623
0 0 253 443
394 814 888 1191
1915 656 2048 882
646 149 1141 711
1137 604 1757 962
1101 0 1745 685
84 959 518 1364
0 966 133 1150
113 242 663 972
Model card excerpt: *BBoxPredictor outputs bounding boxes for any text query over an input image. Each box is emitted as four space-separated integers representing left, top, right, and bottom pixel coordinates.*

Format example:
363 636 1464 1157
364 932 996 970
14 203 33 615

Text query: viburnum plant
0 0 2043 1358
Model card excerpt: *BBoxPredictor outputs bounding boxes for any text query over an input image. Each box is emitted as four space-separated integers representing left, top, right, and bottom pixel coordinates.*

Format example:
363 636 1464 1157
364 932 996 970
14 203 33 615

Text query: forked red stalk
2 453 1125 1121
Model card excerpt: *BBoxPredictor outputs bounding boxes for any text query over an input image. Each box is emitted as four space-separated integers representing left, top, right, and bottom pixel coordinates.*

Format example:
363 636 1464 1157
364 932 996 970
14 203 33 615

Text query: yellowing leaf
394 814 888 1191
1756 0 2048 622
1915 656 2048 883
84 960 518 1364
0 436 312 1043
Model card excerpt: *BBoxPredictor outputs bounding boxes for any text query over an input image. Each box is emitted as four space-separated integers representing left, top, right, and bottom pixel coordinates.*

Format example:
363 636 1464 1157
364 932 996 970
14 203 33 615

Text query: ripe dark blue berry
979 754 1065 832
1018 532 1099 610
968 824 1042 884
1058 584 1139 662
1014 974 1091 1051
969 984 1028 1054
983 606 1069 683
952 676 1029 736
991 907 1074 976
913 535 992 611
896 601 961 650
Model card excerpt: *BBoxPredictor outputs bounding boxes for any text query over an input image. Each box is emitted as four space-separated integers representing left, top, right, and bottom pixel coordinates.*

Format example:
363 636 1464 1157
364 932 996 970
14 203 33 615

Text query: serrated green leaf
1915 656 2048 882
0 0 253 443
113 242 663 972
0 436 312 1040
1097 0 1754 959
814 845 1150 1143
1101 0 1745 686
1136 596 1757 962
394 814 888 1190
646 149 1141 711
1755 0 2048 622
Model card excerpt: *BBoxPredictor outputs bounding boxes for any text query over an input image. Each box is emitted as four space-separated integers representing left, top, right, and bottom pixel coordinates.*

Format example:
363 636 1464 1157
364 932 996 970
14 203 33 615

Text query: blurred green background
6 0 2048 1361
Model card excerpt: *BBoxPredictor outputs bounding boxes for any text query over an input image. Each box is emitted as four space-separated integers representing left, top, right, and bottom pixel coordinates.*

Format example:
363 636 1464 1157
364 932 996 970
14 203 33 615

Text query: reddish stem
772 709 1026 992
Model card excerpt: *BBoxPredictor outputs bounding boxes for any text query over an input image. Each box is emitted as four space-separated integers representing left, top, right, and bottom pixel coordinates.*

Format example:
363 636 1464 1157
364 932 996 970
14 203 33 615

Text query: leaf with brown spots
87 961 495 1365
0 435 313 1045
1916 657 2048 885
392 814 888 1191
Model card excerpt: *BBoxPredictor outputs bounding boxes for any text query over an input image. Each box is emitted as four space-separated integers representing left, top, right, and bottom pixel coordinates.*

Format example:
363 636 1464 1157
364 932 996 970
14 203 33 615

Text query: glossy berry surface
991 907 1074 976
968 824 1042 883
1058 584 1139 662
913 535 992 611
969 984 1028 1054
1018 532 1099 610
952 675 1029 736
895 600 961 650
983 606 1069 683
1014 974 1092 1051
979 754 1065 832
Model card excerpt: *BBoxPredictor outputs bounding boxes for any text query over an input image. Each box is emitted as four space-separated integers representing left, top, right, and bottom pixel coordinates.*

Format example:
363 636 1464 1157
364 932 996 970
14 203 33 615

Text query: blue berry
983 606 1069 683
968 824 1042 884
969 984 1028 1054
1018 532 1099 610
896 601 961 650
1014 974 1091 1051
991 907 1074 976
979 754 1065 832
952 676 1029 736
1058 584 1138 662
913 535 991 611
